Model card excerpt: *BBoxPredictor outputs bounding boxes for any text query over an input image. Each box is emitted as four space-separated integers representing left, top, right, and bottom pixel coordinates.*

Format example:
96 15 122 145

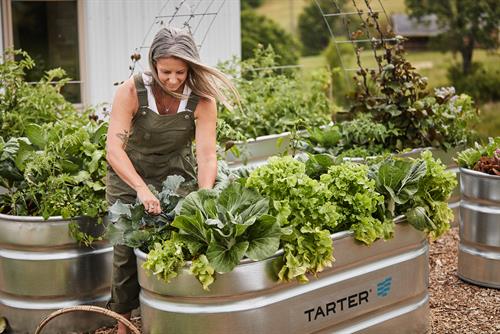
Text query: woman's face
155 57 189 92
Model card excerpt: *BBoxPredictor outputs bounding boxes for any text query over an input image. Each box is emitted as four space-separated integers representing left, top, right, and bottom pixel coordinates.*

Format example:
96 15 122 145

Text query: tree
242 0 263 9
298 0 348 56
241 9 300 66
405 0 499 75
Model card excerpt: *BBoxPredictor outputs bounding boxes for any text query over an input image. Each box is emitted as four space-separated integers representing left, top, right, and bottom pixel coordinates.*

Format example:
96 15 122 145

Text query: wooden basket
35 305 140 334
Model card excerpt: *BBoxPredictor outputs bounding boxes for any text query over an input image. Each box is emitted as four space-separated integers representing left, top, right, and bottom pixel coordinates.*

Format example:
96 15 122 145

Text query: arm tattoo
116 130 130 149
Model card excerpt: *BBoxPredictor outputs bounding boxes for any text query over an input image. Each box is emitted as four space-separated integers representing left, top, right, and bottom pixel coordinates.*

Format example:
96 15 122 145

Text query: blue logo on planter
377 277 392 297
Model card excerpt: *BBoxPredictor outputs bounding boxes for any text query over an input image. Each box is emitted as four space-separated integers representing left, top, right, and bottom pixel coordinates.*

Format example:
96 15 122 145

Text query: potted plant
0 51 112 332
455 137 500 288
109 153 455 333
296 16 478 225
216 46 337 168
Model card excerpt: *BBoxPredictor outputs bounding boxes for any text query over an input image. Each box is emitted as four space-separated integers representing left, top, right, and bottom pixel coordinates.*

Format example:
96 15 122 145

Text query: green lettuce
278 226 334 283
143 240 185 284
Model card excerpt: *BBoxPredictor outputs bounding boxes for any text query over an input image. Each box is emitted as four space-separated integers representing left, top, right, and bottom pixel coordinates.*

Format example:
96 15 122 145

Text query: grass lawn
475 102 500 140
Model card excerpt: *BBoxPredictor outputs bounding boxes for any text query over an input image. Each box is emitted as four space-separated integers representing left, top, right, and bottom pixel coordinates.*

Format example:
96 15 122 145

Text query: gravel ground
93 227 499 334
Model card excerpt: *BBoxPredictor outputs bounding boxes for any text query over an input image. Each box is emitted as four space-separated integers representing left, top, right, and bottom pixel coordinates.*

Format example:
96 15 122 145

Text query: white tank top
142 73 192 114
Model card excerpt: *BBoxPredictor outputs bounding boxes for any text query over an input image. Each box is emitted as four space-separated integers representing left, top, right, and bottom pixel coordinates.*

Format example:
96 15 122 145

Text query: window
2 0 82 103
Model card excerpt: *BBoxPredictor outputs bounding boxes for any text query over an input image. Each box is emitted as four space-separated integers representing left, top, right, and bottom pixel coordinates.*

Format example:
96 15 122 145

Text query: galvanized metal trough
135 220 429 334
0 214 113 333
458 168 500 288
223 131 295 169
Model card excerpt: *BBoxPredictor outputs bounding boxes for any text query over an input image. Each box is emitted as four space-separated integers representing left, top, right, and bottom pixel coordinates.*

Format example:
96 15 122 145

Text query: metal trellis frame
314 0 396 90
129 0 227 77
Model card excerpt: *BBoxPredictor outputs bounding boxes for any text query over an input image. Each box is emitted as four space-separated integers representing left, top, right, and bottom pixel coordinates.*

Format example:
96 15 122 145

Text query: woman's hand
136 186 162 215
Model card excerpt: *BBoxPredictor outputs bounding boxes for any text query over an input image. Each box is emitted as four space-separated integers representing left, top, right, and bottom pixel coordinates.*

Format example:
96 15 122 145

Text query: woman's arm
194 98 217 189
106 78 161 214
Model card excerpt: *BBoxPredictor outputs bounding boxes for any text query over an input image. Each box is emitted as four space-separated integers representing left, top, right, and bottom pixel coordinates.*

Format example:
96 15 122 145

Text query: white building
0 0 241 107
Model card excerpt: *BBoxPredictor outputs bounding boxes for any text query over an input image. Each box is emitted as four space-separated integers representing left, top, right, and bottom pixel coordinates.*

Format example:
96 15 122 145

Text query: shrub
241 9 300 66
242 0 263 9
298 0 348 56
447 62 500 102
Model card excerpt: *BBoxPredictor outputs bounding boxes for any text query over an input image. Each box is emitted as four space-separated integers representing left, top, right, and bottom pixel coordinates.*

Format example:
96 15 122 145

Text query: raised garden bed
135 219 429 334
0 214 113 333
458 168 500 288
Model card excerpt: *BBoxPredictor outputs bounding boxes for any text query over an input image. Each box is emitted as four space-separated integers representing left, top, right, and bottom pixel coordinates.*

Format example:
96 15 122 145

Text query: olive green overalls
106 73 199 314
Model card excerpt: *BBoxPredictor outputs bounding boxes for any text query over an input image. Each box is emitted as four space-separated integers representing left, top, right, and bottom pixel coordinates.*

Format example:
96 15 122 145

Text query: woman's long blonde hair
148 27 239 110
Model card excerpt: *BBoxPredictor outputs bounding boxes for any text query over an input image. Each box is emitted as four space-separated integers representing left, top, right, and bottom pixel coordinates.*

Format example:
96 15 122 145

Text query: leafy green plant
300 114 398 158
110 152 456 288
217 46 336 141
143 240 186 283
320 162 393 244
278 226 333 283
0 49 81 140
189 255 215 290
456 137 500 175
245 156 339 230
245 153 455 280
337 4 479 152
106 175 194 248
369 151 457 239
173 182 282 273
245 155 394 281
351 45 478 150
109 178 282 290
0 119 107 220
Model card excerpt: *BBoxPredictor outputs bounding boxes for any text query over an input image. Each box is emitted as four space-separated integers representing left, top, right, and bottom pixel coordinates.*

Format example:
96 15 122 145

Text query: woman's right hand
136 186 162 215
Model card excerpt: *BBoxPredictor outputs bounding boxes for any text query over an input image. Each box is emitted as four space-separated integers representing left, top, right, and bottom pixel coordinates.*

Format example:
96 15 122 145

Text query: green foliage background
298 0 348 56
241 9 300 66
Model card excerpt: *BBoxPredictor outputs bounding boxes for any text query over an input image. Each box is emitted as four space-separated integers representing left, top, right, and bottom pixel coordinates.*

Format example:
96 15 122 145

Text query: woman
105 27 238 333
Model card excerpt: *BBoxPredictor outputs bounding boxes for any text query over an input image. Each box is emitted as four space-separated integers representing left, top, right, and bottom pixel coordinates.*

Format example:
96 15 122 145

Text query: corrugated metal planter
458 168 500 288
0 214 113 333
135 221 429 334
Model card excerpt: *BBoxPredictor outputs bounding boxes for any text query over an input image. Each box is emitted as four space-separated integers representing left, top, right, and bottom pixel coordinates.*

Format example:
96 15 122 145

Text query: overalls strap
133 73 149 109
185 93 201 113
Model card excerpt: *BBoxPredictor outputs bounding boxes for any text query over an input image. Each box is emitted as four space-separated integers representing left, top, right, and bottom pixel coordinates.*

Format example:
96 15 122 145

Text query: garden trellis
128 0 227 77
314 0 401 86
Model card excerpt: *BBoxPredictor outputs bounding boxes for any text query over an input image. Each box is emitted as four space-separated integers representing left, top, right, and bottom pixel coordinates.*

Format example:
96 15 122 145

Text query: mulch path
429 227 499 334
93 227 499 334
